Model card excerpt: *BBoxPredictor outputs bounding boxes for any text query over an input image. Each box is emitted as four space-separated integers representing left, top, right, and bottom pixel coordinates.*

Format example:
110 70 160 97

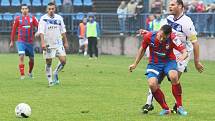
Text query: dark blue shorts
145 60 177 82
16 41 34 57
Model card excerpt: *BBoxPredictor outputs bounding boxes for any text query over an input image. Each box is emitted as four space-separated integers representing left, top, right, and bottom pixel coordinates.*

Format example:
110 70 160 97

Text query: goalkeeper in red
10 4 38 79
129 25 188 116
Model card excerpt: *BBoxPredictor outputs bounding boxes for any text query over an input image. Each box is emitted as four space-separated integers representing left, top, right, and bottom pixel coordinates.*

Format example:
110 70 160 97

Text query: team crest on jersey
176 25 182 32
165 44 169 50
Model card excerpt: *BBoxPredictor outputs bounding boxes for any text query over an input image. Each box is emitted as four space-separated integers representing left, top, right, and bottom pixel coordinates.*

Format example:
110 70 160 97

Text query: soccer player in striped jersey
141 0 204 114
10 4 38 79
129 25 188 116
38 2 69 87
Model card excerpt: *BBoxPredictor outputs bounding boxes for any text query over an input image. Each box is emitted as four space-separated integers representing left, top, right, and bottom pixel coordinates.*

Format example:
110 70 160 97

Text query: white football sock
54 62 65 74
46 64 52 83
146 88 153 105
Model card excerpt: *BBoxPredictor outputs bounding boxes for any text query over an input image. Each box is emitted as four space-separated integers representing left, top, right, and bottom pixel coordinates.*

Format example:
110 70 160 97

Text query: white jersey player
142 0 204 114
38 2 69 87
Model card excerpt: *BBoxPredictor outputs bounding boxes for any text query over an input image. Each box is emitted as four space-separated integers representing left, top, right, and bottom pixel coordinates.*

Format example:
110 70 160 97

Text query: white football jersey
166 14 197 52
38 14 66 48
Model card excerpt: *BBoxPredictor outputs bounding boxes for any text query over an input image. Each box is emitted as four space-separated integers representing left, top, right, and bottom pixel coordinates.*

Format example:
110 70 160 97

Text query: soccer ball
15 103 31 118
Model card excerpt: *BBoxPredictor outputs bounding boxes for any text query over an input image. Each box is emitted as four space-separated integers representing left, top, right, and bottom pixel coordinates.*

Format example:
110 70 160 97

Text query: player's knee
148 79 158 92
61 61 66 66
168 71 178 83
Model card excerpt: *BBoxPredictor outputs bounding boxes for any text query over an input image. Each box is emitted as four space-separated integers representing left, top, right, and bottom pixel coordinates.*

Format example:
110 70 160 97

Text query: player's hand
35 32 40 38
177 55 185 62
41 43 46 50
9 41 14 48
64 42 69 50
194 61 204 73
137 29 148 37
129 64 136 72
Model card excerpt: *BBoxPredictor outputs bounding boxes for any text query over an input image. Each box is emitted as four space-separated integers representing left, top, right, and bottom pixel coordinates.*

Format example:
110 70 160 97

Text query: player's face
47 5 56 16
21 6 29 15
157 31 169 42
169 0 180 15
83 18 87 23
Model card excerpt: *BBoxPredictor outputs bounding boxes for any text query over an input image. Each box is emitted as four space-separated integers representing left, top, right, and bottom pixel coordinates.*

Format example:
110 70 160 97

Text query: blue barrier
0 13 214 36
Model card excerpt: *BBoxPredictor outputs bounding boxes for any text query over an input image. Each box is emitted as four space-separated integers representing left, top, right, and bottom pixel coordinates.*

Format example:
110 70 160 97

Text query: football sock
172 83 182 108
54 62 65 74
28 59 34 74
46 64 52 83
19 64 25 76
152 88 169 110
146 88 153 105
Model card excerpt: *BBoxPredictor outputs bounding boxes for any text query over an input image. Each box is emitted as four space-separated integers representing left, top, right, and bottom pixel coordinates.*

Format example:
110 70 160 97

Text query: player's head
21 4 29 15
88 15 94 22
82 17 87 24
157 25 172 41
47 2 56 16
169 0 184 15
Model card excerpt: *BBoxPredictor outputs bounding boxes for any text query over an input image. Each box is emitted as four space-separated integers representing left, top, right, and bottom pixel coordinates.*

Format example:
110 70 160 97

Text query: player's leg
147 77 170 115
79 38 84 54
46 58 53 86
53 46 67 84
93 37 98 58
43 48 55 86
88 37 93 58
165 60 187 116
19 54 25 79
142 73 165 114
16 42 26 79
84 38 88 56
25 43 34 78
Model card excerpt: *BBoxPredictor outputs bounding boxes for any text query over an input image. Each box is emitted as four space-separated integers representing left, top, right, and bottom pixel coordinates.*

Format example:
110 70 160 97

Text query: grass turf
0 54 214 121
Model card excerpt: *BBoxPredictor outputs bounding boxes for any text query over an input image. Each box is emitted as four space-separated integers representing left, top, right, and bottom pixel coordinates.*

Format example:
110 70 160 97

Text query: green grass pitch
0 54 215 121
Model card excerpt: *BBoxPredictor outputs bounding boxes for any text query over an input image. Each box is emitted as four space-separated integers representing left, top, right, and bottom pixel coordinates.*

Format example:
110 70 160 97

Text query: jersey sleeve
60 16 66 34
38 17 45 34
182 18 197 43
171 33 185 52
32 16 39 27
141 33 150 49
10 16 19 41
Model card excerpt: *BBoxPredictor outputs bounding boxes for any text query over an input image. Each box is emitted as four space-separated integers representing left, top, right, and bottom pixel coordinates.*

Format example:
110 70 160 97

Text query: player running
38 2 69 87
141 0 204 114
129 25 188 116
10 4 38 79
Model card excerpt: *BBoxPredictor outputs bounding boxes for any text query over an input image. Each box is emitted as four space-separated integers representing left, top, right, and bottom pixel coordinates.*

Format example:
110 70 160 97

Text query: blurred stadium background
0 0 214 60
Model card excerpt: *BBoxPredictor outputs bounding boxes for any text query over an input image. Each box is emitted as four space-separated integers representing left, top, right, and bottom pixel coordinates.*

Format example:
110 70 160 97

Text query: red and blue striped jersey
142 32 185 64
11 15 38 44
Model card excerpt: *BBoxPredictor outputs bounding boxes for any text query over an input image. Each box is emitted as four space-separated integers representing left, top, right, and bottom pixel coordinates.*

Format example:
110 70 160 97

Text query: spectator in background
117 1 127 36
151 0 163 13
206 3 215 38
186 1 196 13
78 17 88 56
146 14 155 31
195 1 205 12
127 0 138 34
86 15 100 59
62 0 73 13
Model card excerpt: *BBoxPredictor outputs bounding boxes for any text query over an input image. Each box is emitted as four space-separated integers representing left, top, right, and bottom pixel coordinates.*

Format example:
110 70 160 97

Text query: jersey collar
173 12 184 21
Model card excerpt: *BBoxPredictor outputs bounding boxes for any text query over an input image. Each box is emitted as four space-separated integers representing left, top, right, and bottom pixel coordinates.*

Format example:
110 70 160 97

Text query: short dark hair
21 4 28 8
48 2 56 6
176 0 184 8
161 25 172 35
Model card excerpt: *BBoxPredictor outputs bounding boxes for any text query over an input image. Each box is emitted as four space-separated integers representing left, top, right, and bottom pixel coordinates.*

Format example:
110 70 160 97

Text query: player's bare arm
40 33 46 50
129 46 146 72
62 33 69 49
177 49 188 62
192 41 204 73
